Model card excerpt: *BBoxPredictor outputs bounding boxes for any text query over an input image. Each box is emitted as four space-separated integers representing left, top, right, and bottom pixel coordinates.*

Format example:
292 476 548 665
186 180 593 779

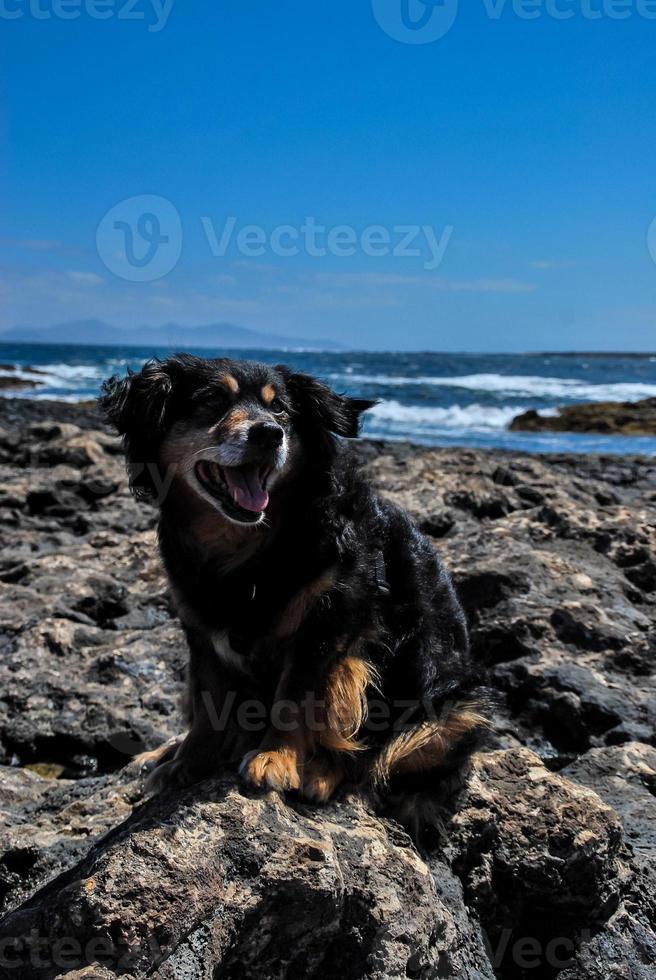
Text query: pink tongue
223 465 269 513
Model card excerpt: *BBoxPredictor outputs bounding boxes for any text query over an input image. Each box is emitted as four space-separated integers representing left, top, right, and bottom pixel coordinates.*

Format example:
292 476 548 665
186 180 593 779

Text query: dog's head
100 354 374 525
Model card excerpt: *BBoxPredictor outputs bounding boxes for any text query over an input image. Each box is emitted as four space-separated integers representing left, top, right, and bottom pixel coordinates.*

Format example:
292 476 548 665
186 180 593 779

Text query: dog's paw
301 757 343 803
131 739 180 777
145 757 199 794
240 748 301 793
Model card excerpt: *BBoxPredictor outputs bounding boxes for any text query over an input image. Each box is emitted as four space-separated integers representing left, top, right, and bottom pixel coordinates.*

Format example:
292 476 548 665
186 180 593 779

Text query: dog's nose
248 421 284 448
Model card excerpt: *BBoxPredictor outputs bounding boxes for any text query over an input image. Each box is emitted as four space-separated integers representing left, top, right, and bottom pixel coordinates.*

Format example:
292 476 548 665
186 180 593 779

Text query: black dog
101 354 488 801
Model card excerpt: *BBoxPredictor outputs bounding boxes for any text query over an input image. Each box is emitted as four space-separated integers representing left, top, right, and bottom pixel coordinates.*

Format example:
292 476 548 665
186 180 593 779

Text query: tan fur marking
220 373 239 394
223 407 249 432
131 742 178 770
371 702 489 787
261 383 276 405
274 568 338 639
318 656 380 754
302 754 344 802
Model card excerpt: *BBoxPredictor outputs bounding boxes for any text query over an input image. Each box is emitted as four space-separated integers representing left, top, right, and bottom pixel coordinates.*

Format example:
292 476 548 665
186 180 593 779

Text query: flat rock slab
0 774 492 979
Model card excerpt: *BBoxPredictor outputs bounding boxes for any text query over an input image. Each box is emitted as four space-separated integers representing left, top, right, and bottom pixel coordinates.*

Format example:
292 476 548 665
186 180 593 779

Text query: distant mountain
0 320 345 351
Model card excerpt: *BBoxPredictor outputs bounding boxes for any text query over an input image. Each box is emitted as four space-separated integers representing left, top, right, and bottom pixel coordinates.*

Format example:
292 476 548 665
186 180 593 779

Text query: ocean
1 342 656 456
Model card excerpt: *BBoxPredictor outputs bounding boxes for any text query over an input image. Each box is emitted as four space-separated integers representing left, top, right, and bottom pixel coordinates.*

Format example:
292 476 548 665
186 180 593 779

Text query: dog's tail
369 692 493 790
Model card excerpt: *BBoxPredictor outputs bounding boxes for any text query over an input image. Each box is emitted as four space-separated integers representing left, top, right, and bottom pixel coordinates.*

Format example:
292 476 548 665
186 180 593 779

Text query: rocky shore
0 366 47 393
510 396 656 435
0 397 654 978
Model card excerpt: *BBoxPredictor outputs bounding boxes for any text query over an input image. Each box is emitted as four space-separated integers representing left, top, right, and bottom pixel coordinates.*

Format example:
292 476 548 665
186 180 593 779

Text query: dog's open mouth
195 460 272 522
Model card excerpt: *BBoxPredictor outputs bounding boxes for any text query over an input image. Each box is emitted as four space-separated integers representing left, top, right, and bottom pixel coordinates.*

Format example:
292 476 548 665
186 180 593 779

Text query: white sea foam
0 362 109 392
367 400 524 431
331 372 656 402
37 363 107 383
0 360 114 396
39 363 105 377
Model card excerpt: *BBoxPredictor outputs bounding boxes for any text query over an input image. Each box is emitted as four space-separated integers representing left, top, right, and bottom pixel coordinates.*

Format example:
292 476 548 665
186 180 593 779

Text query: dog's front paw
131 738 180 777
240 748 301 793
301 757 343 803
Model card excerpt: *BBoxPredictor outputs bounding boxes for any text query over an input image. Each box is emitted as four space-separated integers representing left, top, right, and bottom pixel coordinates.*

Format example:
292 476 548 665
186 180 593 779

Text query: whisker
179 446 223 473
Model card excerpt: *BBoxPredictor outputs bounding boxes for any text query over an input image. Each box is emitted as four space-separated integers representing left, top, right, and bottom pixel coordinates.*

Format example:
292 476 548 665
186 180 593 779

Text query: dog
100 354 488 802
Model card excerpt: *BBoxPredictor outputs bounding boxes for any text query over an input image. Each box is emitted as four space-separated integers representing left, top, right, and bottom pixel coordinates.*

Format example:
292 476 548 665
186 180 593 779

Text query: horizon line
0 339 654 357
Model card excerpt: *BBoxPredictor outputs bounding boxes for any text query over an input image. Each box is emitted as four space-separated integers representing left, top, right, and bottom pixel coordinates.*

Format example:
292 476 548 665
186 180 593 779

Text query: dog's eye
269 397 285 415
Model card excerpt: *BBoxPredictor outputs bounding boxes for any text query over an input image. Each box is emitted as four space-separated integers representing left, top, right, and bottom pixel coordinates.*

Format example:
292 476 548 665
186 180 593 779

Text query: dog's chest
171 575 291 680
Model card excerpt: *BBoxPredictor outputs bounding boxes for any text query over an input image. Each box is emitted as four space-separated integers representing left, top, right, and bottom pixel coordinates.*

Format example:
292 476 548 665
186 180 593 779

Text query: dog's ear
277 368 376 438
99 358 182 500
100 360 173 441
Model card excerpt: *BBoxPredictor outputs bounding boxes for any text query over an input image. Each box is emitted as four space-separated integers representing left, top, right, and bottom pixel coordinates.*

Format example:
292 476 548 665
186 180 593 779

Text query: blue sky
1 0 656 351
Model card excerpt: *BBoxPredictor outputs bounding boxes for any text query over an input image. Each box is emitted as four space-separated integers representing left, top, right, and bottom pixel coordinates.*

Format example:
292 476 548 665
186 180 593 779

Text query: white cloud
529 259 582 270
0 238 66 252
66 270 104 285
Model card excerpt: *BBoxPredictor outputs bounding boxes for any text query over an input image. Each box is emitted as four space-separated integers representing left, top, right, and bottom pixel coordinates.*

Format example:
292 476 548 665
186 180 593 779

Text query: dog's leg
296 654 378 802
131 739 180 775
147 644 236 792
240 658 309 793
241 653 376 800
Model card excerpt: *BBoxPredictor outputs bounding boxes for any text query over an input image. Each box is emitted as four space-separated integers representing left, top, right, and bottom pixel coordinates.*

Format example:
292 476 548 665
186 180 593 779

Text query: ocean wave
0 361 115 399
331 372 656 401
367 400 526 431
0 362 111 393
36 363 108 384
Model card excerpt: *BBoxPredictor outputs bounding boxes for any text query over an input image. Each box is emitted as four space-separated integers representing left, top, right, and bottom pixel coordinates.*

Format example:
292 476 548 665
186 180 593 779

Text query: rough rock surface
510 397 656 435
0 399 654 978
